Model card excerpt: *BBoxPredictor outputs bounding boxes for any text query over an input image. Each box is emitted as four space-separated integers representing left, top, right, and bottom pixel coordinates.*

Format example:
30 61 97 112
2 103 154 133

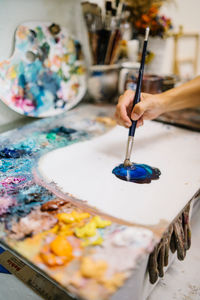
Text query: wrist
153 93 170 116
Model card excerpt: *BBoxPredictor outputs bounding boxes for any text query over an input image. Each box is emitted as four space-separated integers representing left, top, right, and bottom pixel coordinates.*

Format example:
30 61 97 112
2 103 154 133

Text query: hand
115 90 165 128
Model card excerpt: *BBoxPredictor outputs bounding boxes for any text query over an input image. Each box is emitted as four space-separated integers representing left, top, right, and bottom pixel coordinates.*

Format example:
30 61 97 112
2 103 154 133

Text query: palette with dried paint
0 22 86 117
0 105 199 300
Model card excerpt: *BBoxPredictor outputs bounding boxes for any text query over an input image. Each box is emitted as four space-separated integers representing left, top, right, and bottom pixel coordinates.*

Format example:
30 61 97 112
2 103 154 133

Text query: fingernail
125 122 131 127
131 113 138 120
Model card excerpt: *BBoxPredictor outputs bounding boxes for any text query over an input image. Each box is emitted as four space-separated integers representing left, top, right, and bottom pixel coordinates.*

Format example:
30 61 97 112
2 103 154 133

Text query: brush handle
129 36 149 137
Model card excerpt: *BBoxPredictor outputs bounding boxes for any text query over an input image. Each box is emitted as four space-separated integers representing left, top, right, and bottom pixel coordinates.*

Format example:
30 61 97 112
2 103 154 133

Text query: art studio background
0 0 199 129
0 1 199 300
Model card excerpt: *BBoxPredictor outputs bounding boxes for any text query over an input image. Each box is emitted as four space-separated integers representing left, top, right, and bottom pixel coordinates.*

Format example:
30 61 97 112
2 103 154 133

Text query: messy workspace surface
0 104 199 300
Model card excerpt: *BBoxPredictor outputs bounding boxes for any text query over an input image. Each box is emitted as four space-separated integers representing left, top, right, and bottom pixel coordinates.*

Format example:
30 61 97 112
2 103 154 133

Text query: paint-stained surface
0 105 156 300
0 22 86 117
38 112 200 226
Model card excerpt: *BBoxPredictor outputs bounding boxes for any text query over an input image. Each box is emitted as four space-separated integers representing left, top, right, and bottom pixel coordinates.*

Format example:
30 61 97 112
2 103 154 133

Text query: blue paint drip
112 163 161 184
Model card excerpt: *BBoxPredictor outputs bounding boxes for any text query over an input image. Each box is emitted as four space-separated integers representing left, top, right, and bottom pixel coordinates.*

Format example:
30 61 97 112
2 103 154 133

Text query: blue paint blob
0 148 31 159
49 126 77 137
112 163 161 184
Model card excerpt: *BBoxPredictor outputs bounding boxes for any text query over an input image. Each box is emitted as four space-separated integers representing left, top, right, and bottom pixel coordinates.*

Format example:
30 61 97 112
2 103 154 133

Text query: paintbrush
124 27 150 167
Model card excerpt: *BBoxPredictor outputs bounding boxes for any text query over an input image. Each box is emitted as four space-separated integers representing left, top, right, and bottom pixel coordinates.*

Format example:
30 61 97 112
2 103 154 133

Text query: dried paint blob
112 163 161 184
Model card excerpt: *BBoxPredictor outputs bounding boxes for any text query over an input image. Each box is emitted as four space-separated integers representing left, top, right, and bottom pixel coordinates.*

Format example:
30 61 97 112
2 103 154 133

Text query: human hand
115 90 165 128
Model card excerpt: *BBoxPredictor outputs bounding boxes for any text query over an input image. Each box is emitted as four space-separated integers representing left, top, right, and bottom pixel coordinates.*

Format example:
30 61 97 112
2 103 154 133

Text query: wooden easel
172 26 199 76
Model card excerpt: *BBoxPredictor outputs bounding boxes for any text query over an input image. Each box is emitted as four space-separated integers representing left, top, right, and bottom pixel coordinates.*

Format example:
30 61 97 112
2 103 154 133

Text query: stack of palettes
82 0 124 65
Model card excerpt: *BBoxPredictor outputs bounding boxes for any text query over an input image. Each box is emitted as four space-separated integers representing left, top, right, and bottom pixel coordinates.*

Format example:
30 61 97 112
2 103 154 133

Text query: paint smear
112 163 161 184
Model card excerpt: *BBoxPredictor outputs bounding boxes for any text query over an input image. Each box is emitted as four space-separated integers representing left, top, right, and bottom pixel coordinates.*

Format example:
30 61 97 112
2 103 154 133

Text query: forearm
160 76 200 113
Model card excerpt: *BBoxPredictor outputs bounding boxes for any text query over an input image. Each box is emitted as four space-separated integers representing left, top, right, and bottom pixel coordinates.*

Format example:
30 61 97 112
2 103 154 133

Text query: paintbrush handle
129 28 149 137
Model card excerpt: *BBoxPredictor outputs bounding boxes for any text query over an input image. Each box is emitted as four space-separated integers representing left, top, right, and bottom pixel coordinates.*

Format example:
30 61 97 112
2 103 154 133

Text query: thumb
131 101 147 120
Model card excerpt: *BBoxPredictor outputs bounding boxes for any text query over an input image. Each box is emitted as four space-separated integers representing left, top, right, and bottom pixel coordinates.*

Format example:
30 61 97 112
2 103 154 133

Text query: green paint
36 26 44 42
46 133 57 141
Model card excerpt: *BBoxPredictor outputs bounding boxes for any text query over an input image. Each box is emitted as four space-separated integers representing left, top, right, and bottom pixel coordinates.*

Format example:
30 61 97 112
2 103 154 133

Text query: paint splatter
112 163 161 184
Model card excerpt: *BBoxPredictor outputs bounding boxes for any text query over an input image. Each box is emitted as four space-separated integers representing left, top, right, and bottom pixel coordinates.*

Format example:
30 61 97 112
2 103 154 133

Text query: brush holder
87 64 120 103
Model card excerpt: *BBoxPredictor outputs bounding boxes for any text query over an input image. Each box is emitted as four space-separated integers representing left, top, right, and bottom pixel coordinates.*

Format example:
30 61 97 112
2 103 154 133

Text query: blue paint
0 148 31 159
18 74 26 89
112 163 161 184
17 60 62 115
38 70 60 94
0 124 90 223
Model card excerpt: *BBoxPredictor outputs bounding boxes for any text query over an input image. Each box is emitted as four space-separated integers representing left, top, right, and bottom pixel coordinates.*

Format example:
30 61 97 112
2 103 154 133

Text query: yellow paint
12 210 112 271
79 256 126 294
75 216 111 240
81 236 103 247
12 233 44 260
62 54 69 63
92 216 111 228
8 66 17 79
80 257 108 281
59 227 73 236
47 224 59 234
77 66 85 75
57 213 74 224
101 273 126 293
75 221 97 238
57 211 90 224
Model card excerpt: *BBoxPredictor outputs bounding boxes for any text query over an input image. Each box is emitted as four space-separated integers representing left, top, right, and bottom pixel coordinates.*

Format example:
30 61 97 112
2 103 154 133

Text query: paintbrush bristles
124 159 132 167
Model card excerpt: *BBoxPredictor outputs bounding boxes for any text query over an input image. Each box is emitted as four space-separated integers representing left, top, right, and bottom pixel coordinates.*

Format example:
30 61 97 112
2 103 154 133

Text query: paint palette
0 106 156 300
0 22 86 117
0 104 199 300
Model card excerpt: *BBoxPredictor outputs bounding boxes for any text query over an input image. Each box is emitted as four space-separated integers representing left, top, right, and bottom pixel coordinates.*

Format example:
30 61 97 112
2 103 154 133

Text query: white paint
39 121 200 226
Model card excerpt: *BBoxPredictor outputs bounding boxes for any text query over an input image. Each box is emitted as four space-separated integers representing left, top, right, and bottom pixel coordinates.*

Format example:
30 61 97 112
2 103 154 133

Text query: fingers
115 103 132 127
115 90 154 128
114 110 130 128
131 100 148 121
136 117 144 128
115 90 135 127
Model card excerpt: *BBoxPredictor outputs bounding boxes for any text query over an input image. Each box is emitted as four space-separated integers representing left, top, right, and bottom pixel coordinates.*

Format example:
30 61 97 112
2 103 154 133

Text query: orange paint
50 235 73 258
40 251 66 267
